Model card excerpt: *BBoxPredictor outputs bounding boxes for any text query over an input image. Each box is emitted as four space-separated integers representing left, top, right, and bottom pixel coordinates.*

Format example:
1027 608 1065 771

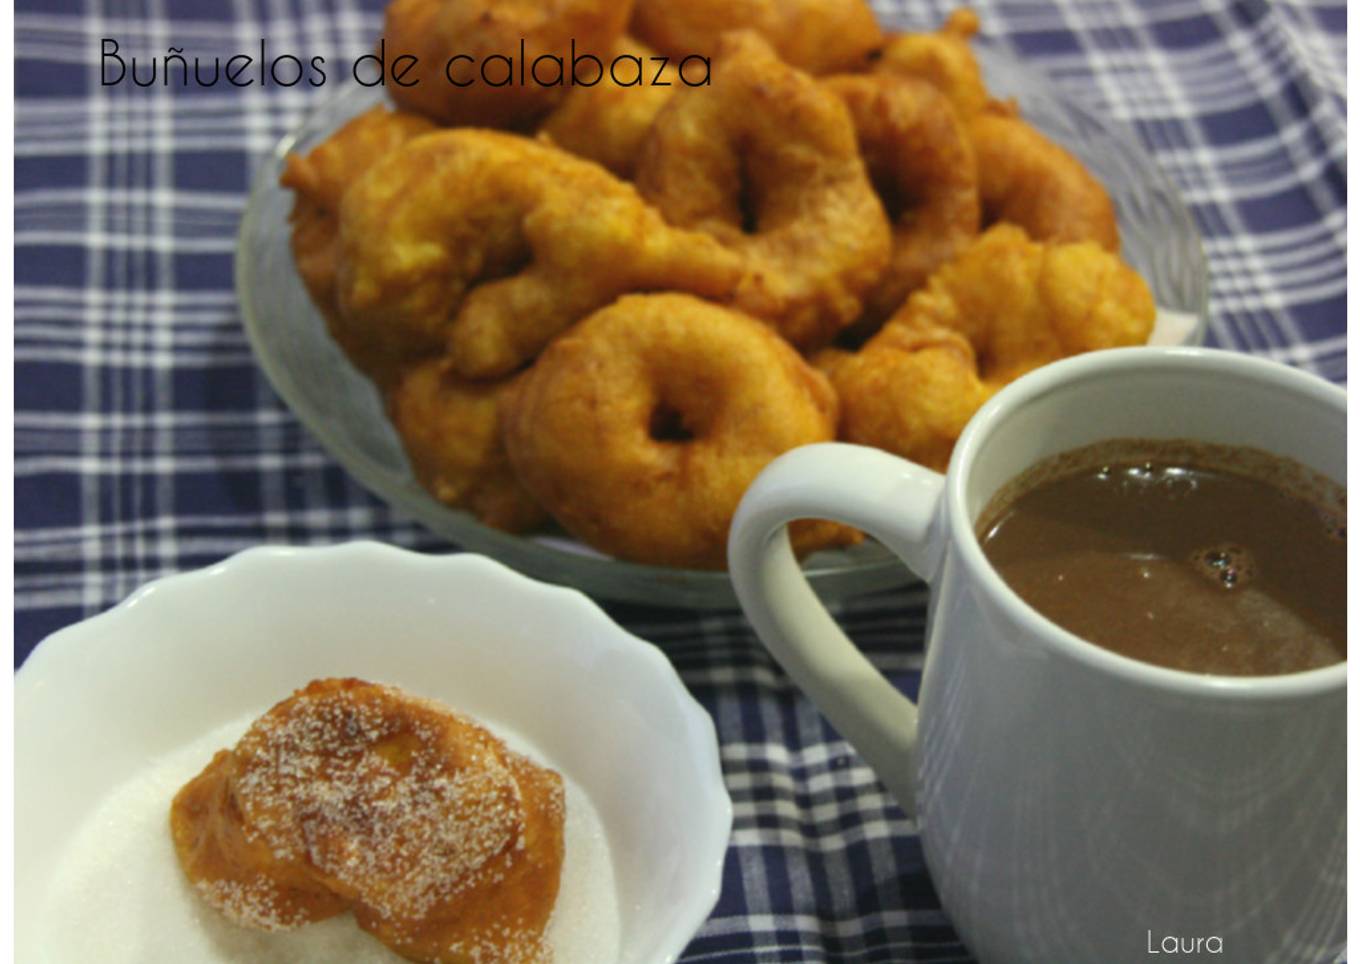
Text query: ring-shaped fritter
335 129 744 380
635 32 891 350
501 293 853 569
825 73 980 329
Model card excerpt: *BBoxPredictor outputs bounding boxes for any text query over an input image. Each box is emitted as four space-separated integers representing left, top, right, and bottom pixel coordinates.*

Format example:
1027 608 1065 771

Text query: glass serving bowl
236 47 1208 609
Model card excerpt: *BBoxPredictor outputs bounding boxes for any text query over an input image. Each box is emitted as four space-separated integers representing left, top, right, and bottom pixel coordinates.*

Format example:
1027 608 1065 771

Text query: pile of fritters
280 1 1156 570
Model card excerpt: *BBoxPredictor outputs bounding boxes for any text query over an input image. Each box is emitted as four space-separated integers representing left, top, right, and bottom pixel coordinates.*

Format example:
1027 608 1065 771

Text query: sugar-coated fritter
387 358 546 533
636 32 891 350
171 678 564 963
279 105 436 386
335 129 744 380
382 0 634 128
630 0 883 74
876 12 1117 250
502 293 855 569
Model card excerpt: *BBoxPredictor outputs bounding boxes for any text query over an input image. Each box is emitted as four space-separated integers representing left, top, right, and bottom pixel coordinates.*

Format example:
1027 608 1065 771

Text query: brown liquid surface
977 439 1345 676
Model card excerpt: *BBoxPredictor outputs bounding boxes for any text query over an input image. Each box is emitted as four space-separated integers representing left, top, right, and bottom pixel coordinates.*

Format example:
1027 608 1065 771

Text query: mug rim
947 345 1347 700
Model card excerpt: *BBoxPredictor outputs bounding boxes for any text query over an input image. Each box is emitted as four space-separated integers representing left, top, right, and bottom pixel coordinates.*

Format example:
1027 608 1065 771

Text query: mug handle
728 443 947 818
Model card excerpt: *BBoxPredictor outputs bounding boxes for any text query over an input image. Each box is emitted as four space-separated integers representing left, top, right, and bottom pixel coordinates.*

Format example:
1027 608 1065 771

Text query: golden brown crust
278 106 437 386
873 10 989 119
825 73 980 330
536 36 677 179
630 0 883 74
274 4 1155 571
873 12 1117 252
831 325 993 473
968 106 1121 252
170 678 564 964
381 0 635 128
895 223 1151 384
501 293 848 568
170 749 351 931
335 129 744 380
387 359 547 533
833 223 1155 470
635 32 891 351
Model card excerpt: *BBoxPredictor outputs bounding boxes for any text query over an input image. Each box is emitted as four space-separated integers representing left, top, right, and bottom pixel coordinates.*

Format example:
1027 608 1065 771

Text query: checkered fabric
14 1 1346 961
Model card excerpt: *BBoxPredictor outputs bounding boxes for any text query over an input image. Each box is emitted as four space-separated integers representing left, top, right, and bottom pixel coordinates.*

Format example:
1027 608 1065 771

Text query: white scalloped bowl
15 543 731 964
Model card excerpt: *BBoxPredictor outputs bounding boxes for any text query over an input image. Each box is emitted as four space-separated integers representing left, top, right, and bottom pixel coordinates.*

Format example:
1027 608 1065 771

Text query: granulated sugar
501 725 621 964
41 710 620 963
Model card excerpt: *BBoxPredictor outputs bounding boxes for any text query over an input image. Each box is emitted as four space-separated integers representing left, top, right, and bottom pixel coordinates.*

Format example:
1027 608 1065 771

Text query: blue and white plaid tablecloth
15 2 1346 960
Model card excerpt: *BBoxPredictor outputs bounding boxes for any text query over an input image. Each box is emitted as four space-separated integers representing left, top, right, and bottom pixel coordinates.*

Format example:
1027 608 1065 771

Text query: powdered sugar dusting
194 876 313 932
40 707 620 963
219 682 525 927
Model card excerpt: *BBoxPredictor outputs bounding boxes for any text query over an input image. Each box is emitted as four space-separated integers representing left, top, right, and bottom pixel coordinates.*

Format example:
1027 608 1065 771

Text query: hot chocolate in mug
728 347 1345 964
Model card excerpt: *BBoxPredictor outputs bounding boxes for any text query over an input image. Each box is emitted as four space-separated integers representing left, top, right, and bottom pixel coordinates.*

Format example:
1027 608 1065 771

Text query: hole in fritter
872 168 912 222
474 240 532 285
737 155 762 234
649 403 695 443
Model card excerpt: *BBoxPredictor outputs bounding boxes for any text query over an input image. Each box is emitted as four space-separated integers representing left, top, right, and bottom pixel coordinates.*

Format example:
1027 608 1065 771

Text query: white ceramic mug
728 347 1345 964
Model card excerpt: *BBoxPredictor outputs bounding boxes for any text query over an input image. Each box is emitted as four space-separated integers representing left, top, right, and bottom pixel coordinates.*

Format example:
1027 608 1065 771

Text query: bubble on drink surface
1155 465 1197 499
1116 463 1153 495
1189 544 1254 590
1116 462 1195 499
